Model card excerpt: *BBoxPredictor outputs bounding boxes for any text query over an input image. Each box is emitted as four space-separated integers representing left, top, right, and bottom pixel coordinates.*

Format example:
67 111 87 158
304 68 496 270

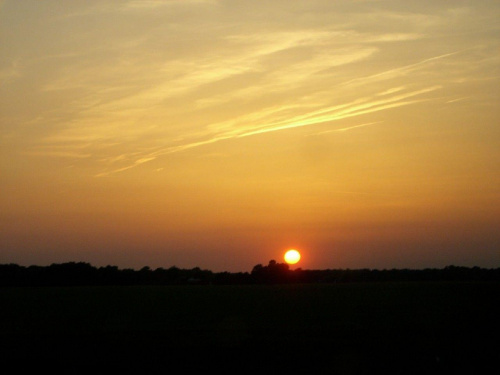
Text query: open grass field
1 282 499 374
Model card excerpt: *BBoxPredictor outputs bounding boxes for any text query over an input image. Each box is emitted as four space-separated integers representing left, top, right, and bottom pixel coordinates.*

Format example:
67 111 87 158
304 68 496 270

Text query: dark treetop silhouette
1 260 499 286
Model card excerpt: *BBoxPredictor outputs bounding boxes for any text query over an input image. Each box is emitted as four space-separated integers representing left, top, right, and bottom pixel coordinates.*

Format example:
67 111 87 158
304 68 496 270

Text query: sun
284 249 301 265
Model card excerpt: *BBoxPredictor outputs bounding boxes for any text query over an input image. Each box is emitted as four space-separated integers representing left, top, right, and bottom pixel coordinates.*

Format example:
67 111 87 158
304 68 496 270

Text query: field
1 282 499 374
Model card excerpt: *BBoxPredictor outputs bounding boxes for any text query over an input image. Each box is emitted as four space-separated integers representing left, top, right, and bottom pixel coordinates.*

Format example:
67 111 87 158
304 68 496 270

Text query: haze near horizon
1 0 499 272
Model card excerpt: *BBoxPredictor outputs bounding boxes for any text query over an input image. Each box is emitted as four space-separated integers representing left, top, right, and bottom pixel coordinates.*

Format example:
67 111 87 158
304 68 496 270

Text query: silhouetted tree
251 260 291 284
1 262 500 286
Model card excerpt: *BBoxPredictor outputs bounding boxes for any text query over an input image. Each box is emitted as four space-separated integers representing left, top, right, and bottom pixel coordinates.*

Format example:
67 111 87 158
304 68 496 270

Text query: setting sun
284 250 301 265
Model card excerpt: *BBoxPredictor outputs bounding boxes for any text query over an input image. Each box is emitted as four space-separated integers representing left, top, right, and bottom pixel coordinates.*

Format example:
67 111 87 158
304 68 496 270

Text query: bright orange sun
284 249 301 265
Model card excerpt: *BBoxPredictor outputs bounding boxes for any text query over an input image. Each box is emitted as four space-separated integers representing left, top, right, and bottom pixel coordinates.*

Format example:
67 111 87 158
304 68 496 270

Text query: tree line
0 260 499 286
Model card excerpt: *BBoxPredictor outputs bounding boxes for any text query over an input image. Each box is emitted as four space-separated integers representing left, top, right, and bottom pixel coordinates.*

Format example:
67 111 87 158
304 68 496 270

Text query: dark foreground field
1 282 499 374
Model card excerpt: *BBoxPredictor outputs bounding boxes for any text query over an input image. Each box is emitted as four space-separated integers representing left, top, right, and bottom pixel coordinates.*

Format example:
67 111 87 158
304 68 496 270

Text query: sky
1 0 499 272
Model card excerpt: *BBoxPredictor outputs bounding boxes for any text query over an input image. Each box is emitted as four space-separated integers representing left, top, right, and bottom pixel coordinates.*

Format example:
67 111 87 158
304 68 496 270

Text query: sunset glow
0 1 499 271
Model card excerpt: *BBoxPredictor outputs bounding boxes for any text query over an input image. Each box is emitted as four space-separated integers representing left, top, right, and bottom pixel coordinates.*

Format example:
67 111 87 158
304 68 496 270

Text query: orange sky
1 0 499 271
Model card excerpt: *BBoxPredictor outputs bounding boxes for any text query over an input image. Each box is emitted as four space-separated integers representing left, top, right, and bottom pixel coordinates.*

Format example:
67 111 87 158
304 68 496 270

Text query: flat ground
1 282 498 374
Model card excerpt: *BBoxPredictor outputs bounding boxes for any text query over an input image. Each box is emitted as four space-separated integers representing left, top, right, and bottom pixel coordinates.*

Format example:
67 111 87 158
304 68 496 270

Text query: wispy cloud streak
342 51 465 88
96 85 441 176
5 0 495 180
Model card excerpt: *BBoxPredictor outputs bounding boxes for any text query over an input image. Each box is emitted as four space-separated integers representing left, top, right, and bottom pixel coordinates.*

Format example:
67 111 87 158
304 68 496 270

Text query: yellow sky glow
1 0 499 271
